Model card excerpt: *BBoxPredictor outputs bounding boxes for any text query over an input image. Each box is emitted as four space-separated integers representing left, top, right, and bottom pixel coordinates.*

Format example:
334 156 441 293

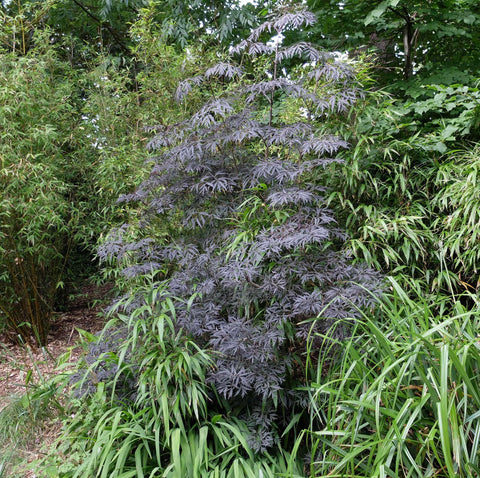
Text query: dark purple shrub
98 7 382 451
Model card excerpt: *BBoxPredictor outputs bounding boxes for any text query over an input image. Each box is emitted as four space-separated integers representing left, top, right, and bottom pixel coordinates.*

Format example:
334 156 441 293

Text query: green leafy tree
0 0 232 346
308 0 480 83
1 0 263 59
299 0 480 296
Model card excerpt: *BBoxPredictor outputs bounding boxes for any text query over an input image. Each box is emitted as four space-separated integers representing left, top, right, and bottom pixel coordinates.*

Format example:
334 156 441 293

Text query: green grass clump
305 278 480 477
36 289 307 478
0 384 63 476
0 343 68 477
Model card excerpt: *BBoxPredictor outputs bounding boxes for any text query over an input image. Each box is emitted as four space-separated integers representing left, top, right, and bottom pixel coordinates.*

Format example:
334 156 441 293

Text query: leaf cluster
325 77 480 296
44 288 306 477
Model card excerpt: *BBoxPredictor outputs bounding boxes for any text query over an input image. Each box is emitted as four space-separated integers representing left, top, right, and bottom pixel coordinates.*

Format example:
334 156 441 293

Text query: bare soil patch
0 283 112 409
0 283 113 477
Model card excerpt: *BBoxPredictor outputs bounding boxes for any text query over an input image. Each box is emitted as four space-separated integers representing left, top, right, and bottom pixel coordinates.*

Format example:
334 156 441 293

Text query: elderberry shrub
98 7 383 451
69 327 137 403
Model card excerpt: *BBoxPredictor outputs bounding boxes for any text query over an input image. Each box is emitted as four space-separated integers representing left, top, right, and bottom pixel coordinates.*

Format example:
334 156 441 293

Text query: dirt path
0 283 113 476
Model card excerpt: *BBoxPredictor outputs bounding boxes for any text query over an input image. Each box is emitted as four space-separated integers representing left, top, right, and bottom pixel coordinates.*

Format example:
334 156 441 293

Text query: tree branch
70 0 129 54
387 5 419 79
387 5 409 21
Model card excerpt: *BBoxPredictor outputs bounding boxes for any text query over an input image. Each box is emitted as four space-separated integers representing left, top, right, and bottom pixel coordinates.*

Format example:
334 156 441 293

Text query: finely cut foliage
97 7 382 452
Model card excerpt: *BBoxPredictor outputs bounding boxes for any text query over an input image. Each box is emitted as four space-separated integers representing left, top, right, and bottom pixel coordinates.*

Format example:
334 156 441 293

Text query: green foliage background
0 0 480 476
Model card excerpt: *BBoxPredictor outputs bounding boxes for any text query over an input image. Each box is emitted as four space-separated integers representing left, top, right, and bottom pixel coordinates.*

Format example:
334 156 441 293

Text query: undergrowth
305 278 480 477
37 286 307 477
0 349 65 477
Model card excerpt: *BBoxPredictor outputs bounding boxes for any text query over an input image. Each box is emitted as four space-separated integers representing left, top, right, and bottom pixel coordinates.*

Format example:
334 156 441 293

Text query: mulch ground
0 282 113 476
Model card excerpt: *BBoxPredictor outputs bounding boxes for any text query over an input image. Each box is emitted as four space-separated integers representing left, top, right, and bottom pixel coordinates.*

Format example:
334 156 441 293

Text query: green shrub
433 145 480 293
326 79 480 296
0 11 190 344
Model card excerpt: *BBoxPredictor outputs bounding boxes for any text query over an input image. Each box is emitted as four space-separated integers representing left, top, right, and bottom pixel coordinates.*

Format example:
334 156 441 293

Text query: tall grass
305 278 480 477
40 287 307 477
33 279 480 477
